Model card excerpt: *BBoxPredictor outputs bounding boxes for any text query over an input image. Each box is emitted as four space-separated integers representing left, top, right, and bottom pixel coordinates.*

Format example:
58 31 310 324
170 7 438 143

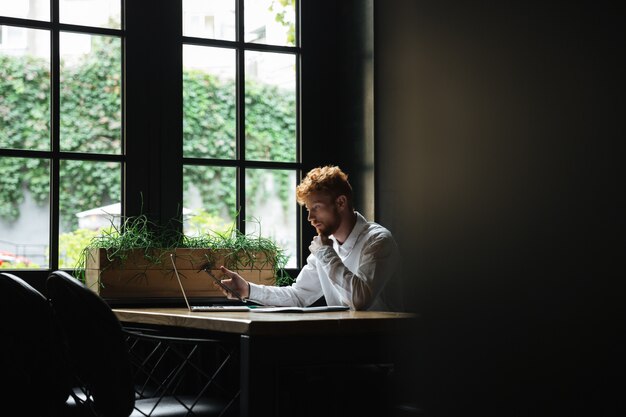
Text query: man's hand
318 232 332 246
309 230 332 254
217 266 250 300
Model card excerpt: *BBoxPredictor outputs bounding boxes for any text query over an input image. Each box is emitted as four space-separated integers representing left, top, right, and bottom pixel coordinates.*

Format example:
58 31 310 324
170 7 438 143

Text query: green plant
185 208 232 236
0 260 40 269
75 214 293 287
59 227 102 268
270 0 296 45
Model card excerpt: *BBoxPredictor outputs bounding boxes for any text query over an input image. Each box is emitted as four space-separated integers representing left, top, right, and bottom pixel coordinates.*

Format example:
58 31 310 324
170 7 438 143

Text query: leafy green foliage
0 260 37 269
0 54 50 152
245 80 296 162
59 35 122 154
59 227 101 268
270 0 296 45
183 70 236 160
0 52 50 221
186 208 233 236
1 36 296 230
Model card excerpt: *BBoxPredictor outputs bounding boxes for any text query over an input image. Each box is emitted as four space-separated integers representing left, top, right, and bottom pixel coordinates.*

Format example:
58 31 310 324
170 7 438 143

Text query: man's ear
335 195 347 210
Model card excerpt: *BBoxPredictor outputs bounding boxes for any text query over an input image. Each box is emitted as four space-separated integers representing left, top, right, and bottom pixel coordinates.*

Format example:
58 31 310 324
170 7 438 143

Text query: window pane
60 0 121 29
245 0 296 47
0 157 50 269
0 26 50 151
183 45 236 159
183 0 235 41
245 169 296 268
0 0 50 21
183 165 237 236
60 33 122 154
59 160 121 268
245 51 296 162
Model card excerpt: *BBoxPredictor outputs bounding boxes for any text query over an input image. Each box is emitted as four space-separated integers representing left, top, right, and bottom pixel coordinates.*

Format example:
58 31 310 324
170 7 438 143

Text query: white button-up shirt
248 212 403 311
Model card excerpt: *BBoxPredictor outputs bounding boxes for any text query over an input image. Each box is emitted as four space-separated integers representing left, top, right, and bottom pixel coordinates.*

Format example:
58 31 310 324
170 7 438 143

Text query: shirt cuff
313 245 337 264
248 282 262 301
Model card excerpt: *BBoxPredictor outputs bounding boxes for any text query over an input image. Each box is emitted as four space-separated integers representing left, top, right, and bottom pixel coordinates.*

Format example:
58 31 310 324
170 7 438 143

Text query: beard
314 211 341 236
316 223 333 236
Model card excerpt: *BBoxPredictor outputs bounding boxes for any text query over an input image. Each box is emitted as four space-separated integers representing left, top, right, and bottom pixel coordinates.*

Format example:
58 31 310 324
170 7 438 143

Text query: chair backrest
0 272 71 415
47 270 135 417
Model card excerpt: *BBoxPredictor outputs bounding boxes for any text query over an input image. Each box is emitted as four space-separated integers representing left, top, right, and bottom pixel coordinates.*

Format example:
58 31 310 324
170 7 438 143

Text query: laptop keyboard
190 305 250 311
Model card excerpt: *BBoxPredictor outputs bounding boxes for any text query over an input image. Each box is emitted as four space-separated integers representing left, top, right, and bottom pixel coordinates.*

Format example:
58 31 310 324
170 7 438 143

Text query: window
0 0 303 275
181 0 300 268
0 0 123 270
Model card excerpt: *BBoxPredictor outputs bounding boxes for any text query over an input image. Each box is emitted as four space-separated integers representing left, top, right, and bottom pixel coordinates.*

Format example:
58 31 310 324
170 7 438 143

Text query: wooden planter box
84 248 276 299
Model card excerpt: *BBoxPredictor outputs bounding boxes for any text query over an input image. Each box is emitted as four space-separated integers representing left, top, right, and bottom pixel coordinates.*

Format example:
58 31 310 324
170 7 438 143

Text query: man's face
304 192 341 236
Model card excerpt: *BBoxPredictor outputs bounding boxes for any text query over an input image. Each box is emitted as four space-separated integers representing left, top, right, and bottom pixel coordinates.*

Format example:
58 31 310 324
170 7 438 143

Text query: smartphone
200 268 246 303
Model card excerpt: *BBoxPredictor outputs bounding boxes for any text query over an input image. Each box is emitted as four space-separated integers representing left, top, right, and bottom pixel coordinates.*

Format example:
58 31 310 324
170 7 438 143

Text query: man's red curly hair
296 166 353 207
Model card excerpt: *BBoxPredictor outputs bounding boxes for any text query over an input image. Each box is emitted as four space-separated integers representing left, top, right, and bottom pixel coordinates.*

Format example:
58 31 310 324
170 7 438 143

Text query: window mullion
236 0 246 234
49 0 60 271
124 0 182 230
295 0 302 267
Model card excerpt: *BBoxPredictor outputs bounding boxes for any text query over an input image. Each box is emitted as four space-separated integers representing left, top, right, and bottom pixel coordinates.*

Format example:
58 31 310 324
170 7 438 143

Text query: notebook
170 254 251 312
250 305 350 313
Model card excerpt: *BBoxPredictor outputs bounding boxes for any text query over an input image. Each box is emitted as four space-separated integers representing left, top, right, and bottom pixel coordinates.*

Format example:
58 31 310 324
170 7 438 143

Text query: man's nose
307 211 313 222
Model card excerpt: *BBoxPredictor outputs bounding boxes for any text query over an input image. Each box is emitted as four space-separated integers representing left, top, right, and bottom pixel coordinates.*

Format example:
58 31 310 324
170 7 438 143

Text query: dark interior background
305 1 624 416
4 1 622 415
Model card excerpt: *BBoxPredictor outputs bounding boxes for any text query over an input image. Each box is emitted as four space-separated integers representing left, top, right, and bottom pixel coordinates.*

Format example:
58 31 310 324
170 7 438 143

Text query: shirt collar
331 211 368 253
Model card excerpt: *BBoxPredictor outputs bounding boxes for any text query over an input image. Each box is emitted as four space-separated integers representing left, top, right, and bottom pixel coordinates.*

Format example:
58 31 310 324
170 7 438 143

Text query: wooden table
114 308 417 417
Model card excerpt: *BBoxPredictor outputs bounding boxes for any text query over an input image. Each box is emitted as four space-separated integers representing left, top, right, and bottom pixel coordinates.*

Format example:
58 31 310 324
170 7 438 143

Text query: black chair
46 270 237 417
47 271 135 417
0 272 71 417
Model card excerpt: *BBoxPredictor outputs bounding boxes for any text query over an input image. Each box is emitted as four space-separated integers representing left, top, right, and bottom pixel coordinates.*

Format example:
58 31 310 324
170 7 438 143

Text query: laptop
170 254 251 312
170 254 350 313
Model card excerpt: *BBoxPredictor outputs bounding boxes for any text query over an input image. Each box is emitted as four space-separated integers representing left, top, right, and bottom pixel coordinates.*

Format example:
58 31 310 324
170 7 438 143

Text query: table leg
240 334 275 417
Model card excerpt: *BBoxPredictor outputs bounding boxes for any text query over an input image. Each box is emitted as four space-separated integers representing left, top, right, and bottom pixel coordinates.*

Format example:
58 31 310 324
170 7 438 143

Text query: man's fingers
210 280 230 297
213 277 236 299
219 265 234 278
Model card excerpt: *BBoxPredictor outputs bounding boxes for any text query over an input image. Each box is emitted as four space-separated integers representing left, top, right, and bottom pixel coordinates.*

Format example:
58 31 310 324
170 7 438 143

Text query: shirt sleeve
247 254 323 307
314 231 399 310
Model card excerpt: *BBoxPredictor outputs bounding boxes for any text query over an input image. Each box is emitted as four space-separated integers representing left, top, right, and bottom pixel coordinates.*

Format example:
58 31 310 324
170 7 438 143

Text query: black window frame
0 0 126 290
1 0 310 292
181 0 303 272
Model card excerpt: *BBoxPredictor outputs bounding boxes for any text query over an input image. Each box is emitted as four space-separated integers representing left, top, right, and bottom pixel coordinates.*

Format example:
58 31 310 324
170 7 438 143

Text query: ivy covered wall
0 37 296 231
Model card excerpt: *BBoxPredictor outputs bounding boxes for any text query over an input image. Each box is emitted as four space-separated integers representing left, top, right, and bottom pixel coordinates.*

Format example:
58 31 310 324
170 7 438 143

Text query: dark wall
375 1 624 416
301 0 375 246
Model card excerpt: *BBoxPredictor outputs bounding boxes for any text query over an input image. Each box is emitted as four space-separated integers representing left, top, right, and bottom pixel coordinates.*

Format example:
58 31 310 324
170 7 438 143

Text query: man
218 165 402 311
